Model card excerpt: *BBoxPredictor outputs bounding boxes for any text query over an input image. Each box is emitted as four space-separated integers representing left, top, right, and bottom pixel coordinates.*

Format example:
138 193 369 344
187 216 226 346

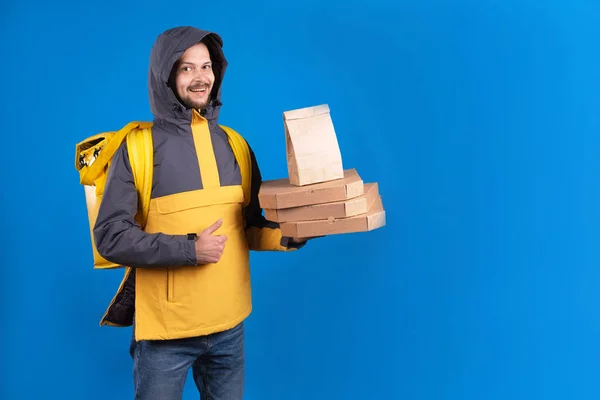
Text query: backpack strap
125 125 154 228
220 125 252 208
97 125 152 326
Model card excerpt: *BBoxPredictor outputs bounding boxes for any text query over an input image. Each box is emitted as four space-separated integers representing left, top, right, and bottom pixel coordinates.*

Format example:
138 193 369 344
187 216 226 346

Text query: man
93 26 306 400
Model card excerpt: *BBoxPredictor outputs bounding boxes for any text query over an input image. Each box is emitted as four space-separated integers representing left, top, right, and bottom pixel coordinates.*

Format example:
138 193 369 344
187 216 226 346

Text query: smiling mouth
190 87 208 94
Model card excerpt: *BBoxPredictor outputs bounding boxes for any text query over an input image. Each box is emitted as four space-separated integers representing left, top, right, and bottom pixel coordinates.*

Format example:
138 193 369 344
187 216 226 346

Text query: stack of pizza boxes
258 104 386 238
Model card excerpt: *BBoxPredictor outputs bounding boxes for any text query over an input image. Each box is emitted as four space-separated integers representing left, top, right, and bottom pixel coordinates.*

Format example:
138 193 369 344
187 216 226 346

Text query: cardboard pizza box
279 195 386 238
265 183 379 223
258 169 363 210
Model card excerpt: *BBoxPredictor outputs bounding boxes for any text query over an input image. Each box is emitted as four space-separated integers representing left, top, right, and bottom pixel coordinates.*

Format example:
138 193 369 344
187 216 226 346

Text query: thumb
202 219 223 235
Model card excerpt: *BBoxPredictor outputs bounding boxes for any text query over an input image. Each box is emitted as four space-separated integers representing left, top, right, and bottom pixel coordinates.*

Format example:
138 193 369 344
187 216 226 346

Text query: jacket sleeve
93 142 198 268
244 144 305 252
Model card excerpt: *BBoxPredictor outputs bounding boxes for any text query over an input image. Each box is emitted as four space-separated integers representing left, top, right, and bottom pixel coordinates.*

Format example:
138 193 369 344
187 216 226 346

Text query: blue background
2 0 600 399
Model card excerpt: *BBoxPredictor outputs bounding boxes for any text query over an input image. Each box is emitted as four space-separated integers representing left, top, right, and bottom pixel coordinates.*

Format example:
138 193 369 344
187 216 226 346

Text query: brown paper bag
284 104 344 186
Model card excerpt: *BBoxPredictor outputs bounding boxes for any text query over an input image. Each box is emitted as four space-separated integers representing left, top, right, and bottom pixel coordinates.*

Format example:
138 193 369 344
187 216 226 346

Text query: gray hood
148 26 228 127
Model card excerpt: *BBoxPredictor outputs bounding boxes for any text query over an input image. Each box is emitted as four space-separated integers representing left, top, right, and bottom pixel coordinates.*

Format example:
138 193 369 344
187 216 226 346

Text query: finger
213 234 227 244
202 219 223 235
209 245 223 255
204 255 219 264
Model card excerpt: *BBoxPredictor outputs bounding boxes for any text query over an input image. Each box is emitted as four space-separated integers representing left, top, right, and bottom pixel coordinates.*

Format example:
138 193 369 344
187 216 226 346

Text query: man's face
174 42 215 110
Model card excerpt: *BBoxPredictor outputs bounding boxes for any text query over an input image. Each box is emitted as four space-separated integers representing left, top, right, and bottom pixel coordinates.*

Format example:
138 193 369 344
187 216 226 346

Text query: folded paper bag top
284 104 345 186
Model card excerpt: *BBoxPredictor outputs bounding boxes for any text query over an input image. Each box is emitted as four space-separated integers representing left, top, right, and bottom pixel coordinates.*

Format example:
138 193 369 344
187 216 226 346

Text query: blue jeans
129 322 245 400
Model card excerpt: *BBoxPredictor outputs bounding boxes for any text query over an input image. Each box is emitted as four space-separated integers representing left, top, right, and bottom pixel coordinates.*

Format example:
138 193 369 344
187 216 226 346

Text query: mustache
189 82 211 90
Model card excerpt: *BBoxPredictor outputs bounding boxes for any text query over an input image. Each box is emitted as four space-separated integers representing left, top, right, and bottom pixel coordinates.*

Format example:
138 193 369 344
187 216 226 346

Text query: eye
181 66 192 72
203 64 212 70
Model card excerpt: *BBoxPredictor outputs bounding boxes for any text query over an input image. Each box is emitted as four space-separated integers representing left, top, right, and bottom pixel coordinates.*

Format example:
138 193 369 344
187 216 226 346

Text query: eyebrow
179 60 212 66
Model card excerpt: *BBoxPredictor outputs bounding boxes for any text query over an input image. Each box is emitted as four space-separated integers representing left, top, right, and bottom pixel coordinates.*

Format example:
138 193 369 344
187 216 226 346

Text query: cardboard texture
265 183 379 223
284 104 344 186
258 169 364 210
279 195 386 238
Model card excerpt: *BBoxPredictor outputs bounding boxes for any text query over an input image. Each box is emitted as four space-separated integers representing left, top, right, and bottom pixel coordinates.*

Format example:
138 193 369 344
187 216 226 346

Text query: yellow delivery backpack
74 121 252 270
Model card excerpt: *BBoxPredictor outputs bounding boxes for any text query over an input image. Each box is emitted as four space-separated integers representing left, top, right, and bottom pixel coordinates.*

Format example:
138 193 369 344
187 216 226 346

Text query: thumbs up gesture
194 219 228 265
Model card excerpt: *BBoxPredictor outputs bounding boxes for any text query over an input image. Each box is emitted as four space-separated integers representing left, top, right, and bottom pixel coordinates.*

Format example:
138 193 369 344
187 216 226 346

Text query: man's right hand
194 219 228 265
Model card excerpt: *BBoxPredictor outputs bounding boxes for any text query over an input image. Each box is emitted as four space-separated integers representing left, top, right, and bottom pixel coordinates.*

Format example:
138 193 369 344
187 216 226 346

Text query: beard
183 98 210 110
181 82 212 110
182 96 210 110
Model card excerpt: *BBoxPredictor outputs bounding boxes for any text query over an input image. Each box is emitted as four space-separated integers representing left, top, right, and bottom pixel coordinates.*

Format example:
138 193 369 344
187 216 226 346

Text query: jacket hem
134 306 252 341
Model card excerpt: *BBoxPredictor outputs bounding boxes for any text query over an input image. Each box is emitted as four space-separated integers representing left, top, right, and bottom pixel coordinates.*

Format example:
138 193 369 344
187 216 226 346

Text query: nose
193 69 209 81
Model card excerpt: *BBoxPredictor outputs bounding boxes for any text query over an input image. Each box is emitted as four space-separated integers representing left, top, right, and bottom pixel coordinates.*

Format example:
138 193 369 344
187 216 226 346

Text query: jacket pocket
167 268 175 302
156 186 244 214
